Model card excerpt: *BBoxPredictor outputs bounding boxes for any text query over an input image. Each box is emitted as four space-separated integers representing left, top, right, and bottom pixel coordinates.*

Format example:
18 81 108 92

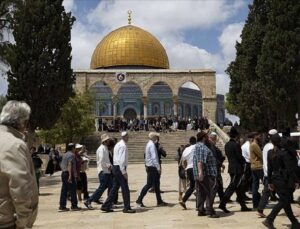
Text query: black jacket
225 139 245 174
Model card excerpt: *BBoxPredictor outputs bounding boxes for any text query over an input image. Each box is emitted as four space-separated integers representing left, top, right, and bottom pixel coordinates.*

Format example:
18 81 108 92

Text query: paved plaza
36 163 300 229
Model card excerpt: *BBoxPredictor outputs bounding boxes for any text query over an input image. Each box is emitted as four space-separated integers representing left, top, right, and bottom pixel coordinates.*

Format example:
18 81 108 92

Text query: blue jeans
102 166 131 210
87 171 112 204
59 171 78 208
252 169 264 208
137 166 163 204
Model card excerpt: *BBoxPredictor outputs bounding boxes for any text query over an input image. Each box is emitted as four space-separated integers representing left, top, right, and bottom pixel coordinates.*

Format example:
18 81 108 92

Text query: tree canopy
38 92 95 145
226 0 300 131
5 0 75 131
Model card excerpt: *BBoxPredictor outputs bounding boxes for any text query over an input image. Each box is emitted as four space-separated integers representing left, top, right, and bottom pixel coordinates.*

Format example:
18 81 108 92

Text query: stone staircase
83 123 229 164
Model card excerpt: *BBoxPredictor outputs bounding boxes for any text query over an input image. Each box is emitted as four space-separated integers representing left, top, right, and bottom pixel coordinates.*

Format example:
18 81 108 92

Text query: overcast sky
0 0 252 121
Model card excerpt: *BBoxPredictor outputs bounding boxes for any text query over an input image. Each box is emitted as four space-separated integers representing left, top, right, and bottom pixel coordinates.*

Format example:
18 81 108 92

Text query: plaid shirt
193 142 218 179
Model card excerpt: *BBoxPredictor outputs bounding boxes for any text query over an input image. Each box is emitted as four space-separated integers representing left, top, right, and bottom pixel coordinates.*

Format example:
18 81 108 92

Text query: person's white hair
0 100 31 129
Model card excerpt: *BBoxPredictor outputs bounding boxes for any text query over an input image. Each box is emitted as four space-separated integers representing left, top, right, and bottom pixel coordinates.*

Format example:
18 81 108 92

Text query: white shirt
181 145 195 170
263 142 274 177
241 141 250 163
145 140 160 171
96 144 112 174
113 139 128 174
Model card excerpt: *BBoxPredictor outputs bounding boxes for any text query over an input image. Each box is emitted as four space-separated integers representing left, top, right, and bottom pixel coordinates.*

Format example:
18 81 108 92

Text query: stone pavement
36 163 300 229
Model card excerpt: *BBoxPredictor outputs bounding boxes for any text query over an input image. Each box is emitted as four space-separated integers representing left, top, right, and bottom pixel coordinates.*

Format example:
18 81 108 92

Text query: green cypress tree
5 0 75 131
256 0 300 129
226 0 270 131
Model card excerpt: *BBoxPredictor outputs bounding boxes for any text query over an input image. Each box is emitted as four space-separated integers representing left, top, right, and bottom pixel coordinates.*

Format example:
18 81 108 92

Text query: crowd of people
176 127 300 228
97 116 210 133
0 100 300 229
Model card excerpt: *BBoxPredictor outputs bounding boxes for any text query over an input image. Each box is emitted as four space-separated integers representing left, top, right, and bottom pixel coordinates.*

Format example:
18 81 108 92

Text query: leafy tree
5 0 75 131
38 92 95 145
256 0 300 129
226 0 269 131
0 0 19 63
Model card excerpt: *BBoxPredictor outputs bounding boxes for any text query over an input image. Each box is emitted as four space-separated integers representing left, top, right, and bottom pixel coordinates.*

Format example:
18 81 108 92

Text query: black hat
271 133 281 146
229 127 239 138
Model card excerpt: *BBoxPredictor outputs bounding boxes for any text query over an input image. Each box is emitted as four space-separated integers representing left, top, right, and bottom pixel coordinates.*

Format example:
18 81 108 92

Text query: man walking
179 136 196 209
250 132 264 209
193 131 219 218
219 127 251 213
136 132 168 207
59 143 81 211
257 129 277 217
84 134 112 210
101 132 136 213
207 132 225 201
0 101 39 229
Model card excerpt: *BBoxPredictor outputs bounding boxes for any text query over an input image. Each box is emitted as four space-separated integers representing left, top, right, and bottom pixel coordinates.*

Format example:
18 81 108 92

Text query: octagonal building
75 19 217 122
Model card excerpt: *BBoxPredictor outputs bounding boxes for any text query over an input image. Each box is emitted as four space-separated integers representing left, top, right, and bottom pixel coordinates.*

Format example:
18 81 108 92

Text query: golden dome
90 25 169 69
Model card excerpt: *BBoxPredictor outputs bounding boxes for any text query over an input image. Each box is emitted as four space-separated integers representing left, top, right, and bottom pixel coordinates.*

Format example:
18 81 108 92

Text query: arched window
164 103 172 115
152 103 160 116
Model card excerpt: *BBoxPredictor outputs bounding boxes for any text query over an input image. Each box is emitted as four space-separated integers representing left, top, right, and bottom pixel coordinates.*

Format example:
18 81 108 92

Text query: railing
208 119 230 144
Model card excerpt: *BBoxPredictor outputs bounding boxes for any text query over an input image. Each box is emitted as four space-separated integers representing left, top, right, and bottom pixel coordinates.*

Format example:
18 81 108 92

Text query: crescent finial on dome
128 10 132 25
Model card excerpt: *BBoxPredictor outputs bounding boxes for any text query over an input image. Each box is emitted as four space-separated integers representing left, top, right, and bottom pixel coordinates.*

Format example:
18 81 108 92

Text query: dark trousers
216 173 224 200
137 166 163 204
182 168 195 202
220 173 246 208
257 177 270 212
252 169 264 208
59 171 78 208
80 172 89 199
196 176 217 214
35 170 41 193
102 166 131 210
267 179 298 223
87 171 112 204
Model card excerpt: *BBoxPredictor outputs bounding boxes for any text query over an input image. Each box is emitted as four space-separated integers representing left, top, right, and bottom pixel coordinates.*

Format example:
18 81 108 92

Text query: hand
295 183 299 189
68 177 72 183
108 165 112 171
123 173 128 180
268 184 275 191
16 226 25 229
198 172 204 182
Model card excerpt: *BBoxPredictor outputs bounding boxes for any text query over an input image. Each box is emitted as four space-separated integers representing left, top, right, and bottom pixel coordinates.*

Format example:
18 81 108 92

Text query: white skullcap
149 132 160 139
75 144 83 149
210 132 217 136
121 131 128 137
268 129 278 135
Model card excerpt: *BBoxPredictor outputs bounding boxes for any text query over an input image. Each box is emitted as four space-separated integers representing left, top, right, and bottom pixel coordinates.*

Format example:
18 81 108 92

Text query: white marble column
173 96 178 116
142 97 148 119
112 95 118 120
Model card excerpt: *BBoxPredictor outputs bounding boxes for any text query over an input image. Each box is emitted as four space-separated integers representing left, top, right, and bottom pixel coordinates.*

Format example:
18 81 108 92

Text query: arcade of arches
75 69 217 122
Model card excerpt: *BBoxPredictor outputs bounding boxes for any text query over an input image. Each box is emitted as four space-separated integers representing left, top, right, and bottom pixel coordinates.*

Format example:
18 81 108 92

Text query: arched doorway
178 81 202 118
148 81 173 117
117 82 143 118
90 81 113 117
123 108 137 120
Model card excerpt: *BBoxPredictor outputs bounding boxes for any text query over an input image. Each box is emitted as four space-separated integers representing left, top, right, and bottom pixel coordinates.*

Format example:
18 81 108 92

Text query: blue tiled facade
90 81 202 119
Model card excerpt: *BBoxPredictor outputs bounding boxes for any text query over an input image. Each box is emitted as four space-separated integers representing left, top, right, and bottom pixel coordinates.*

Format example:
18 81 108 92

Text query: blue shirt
145 140 160 171
193 142 218 179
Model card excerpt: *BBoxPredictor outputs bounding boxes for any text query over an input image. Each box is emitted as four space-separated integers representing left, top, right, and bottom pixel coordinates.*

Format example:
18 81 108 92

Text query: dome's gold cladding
90 25 169 69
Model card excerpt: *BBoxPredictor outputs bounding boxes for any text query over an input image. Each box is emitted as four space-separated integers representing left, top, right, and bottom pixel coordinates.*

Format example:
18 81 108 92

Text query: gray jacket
0 125 38 228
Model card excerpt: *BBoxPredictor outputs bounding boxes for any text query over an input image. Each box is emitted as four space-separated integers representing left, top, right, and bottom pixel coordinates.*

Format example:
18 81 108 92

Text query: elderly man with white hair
0 100 38 229
136 132 168 207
